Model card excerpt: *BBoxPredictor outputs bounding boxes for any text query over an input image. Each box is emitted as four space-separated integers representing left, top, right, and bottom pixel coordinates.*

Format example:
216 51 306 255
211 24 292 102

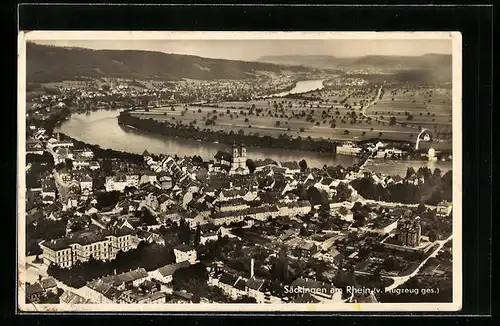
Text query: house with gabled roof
136 230 165 245
277 200 312 217
25 283 44 303
200 231 218 245
59 291 91 304
100 268 149 290
40 278 58 294
280 161 301 175
83 279 120 304
213 272 245 299
173 244 197 264
115 199 139 214
148 261 191 284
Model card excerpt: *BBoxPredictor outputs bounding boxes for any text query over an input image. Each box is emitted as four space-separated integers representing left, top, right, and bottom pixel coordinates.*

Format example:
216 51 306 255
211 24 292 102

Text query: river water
262 79 325 98
55 80 451 176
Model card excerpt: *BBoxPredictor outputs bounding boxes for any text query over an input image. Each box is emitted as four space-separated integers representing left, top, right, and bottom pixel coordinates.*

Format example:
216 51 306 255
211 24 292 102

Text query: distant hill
259 53 451 69
26 43 314 83
258 55 349 69
348 54 452 69
259 53 452 82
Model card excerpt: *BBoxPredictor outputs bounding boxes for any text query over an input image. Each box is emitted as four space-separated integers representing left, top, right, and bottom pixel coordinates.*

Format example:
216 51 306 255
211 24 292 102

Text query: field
372 86 452 130
131 85 428 143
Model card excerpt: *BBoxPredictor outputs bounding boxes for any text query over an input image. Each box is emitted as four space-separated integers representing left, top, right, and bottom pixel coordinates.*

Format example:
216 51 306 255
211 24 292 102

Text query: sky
33 39 452 61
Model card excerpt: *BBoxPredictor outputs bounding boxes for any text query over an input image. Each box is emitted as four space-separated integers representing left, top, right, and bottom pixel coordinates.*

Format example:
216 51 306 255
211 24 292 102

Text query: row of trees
350 167 452 205
118 111 339 153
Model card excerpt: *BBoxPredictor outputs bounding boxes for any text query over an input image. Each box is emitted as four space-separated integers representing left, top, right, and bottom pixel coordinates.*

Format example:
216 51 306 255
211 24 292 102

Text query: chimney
250 258 255 279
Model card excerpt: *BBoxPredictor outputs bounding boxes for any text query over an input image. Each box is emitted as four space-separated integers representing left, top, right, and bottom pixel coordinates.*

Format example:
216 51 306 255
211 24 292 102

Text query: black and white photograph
17 31 462 312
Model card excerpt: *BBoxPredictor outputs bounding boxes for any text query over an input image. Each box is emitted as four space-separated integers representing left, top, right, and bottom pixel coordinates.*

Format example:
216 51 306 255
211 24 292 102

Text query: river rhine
56 80 451 176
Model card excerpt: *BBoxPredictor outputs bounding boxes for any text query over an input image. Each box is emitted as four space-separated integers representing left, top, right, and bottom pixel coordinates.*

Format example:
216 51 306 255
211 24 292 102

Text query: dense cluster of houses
25 120 453 305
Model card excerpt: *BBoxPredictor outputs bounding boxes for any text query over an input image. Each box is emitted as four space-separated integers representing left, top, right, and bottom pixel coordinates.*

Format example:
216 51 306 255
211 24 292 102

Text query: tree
433 168 442 179
351 201 363 213
138 208 157 226
299 159 308 172
275 121 281 127
383 257 400 271
307 186 328 206
246 159 256 173
194 224 201 247
406 167 416 179
233 295 257 303
417 203 426 214
335 182 352 202
64 158 74 170
172 263 209 293
369 266 384 290
389 117 397 125
353 211 367 227
428 229 439 242
96 190 122 209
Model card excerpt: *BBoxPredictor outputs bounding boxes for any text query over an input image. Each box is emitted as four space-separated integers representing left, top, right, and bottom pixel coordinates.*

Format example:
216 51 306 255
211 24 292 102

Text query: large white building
336 142 362 156
39 227 137 269
277 200 311 217
105 174 140 192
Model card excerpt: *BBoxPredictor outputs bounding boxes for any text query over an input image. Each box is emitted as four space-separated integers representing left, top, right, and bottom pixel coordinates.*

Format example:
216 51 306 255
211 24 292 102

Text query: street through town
384 235 452 292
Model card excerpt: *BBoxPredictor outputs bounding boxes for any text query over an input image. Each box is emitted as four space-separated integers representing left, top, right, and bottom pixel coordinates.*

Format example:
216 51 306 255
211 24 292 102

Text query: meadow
130 84 438 143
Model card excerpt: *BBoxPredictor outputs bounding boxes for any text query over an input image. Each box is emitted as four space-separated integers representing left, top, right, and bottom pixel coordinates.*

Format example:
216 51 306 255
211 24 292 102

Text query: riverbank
54 109 451 175
259 79 325 99
257 81 298 99
119 110 449 161
55 112 365 170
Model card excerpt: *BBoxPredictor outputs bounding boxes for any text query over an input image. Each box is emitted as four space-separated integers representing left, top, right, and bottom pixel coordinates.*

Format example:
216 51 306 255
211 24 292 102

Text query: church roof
215 151 232 161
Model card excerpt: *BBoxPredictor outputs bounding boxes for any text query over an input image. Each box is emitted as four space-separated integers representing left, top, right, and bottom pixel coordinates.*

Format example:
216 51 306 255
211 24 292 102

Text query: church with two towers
229 143 250 175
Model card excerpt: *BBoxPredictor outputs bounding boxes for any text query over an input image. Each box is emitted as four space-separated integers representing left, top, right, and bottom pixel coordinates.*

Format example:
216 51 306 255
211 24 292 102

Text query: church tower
233 143 239 159
240 143 247 158
229 143 249 175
